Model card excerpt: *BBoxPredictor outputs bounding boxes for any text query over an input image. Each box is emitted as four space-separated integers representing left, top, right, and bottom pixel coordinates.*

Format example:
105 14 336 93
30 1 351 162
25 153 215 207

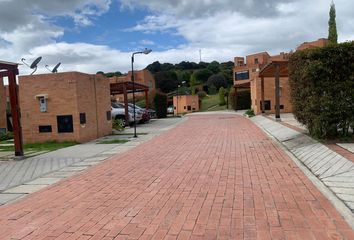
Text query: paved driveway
0 114 353 239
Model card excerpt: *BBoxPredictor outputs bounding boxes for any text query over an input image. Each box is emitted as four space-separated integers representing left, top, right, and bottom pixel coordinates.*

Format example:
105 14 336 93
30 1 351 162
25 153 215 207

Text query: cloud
139 39 155 46
120 0 298 18
1 0 354 77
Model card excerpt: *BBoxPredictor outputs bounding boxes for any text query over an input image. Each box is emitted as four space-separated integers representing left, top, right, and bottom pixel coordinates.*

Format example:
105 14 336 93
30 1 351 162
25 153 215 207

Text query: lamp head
143 48 152 55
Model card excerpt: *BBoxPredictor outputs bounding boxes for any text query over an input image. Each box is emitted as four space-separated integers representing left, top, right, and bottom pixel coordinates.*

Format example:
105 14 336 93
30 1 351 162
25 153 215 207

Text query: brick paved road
0 114 353 239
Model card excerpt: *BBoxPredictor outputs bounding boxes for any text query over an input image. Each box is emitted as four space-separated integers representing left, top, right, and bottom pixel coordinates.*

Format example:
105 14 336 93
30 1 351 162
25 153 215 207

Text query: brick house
19 72 112 143
233 38 328 115
173 95 199 115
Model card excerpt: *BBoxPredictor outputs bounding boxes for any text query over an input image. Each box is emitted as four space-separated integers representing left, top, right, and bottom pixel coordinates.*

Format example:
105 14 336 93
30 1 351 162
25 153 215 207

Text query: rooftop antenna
45 62 61 73
21 56 42 75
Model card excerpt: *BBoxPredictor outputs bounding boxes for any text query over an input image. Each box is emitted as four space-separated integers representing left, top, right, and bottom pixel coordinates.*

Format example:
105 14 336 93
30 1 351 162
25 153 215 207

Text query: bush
218 87 226 106
112 119 125 131
229 88 237 110
0 131 13 141
154 91 168 118
245 109 255 117
289 42 354 139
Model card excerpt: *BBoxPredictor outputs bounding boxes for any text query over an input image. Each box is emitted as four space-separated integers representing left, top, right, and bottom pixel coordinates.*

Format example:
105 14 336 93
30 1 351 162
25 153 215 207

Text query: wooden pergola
110 81 149 123
259 60 289 121
0 61 23 157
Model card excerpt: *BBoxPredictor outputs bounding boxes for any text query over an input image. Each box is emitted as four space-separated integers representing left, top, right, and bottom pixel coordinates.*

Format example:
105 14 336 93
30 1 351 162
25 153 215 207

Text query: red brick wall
19 72 111 143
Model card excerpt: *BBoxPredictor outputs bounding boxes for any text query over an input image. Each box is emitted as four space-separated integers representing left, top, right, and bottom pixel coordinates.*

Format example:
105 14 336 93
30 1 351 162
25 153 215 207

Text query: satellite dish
45 62 61 73
52 62 61 73
30 56 42 69
21 56 42 75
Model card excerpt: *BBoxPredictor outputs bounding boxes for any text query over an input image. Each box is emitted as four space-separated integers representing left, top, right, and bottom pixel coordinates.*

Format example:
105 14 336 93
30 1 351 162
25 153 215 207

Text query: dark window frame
57 115 74 133
79 113 86 124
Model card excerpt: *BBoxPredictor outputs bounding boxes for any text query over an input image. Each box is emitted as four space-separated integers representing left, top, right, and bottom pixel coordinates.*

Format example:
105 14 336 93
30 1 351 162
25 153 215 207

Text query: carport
110 81 149 123
0 60 23 157
259 60 289 121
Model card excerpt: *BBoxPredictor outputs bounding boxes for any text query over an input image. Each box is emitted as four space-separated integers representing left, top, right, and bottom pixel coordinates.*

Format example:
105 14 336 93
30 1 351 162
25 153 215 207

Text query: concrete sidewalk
252 115 354 224
0 113 353 239
0 117 185 205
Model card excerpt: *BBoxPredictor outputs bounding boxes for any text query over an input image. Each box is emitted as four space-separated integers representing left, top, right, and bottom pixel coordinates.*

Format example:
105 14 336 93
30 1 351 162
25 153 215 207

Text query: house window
260 100 271 110
235 71 249 81
275 105 285 110
80 113 86 124
39 125 52 133
187 106 191 111
184 106 186 109
57 115 73 133
254 58 259 64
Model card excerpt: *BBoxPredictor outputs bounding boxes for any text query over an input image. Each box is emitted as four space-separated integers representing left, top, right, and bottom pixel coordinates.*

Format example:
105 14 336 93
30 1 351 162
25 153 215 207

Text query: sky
0 0 353 75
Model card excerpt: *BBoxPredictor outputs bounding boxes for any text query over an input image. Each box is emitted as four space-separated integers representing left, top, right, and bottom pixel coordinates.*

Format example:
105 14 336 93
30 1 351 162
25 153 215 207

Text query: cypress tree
328 1 338 45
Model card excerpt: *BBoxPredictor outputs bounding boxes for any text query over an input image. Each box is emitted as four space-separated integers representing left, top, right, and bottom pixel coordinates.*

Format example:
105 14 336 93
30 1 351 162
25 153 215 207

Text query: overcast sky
0 0 353 75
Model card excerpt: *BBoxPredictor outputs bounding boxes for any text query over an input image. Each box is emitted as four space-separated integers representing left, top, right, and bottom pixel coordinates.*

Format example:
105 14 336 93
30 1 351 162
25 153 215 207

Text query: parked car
167 106 174 114
113 102 143 124
145 108 156 119
111 103 131 127
127 103 150 123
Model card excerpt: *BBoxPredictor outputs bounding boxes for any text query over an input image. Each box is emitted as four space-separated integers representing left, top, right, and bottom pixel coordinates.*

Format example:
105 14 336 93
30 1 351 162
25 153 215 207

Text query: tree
218 87 226 106
191 69 213 84
154 91 167 118
146 61 162 73
177 70 191 85
328 1 338 45
207 74 228 90
207 61 220 74
155 70 178 93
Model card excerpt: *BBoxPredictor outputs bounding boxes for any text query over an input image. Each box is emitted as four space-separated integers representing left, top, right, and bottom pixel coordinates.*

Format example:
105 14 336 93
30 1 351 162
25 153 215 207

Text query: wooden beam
261 76 265 114
145 90 149 109
275 64 281 121
8 69 23 157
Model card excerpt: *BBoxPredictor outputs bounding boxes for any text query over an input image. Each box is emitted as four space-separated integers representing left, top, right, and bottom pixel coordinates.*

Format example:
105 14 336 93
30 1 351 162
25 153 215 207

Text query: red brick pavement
0 114 353 239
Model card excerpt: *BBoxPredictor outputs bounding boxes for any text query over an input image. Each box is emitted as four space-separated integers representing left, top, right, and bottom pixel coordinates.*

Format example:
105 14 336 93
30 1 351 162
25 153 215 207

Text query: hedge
289 42 354 139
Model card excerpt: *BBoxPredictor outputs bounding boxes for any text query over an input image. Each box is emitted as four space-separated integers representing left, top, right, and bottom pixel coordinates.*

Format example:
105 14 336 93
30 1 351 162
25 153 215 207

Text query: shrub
0 131 13 141
112 119 125 131
289 42 354 139
218 87 226 106
154 91 168 118
229 88 237 110
245 109 255 117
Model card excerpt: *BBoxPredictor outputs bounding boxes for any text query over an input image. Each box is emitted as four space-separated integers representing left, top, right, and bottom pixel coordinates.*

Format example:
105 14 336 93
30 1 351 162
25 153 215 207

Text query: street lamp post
176 81 186 117
131 48 152 138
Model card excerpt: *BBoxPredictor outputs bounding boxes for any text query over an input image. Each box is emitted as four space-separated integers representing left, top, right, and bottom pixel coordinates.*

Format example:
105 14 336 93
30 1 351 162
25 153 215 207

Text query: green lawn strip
200 94 220 111
200 94 229 112
98 139 130 144
208 104 228 111
0 141 77 152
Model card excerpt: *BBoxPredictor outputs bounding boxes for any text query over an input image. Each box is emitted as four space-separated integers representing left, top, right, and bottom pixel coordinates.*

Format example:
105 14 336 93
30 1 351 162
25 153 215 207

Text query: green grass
0 141 77 152
98 139 130 144
200 94 229 112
